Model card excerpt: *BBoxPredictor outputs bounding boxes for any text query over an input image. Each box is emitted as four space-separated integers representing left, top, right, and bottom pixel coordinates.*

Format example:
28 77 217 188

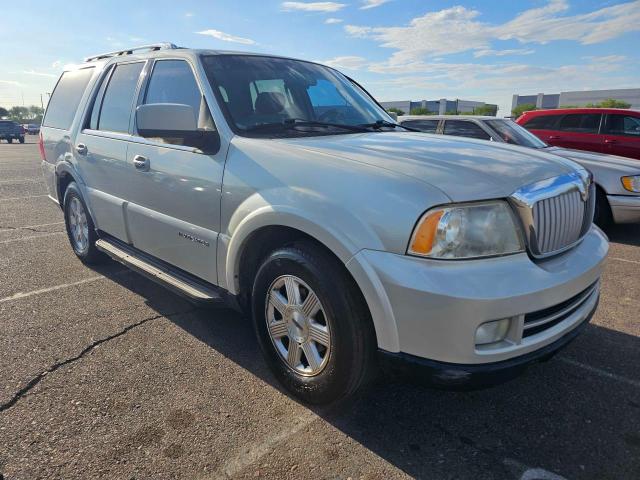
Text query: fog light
475 318 511 345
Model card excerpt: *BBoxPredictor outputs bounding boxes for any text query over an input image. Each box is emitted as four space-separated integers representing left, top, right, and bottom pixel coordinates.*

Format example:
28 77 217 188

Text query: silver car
41 44 607 404
399 115 640 225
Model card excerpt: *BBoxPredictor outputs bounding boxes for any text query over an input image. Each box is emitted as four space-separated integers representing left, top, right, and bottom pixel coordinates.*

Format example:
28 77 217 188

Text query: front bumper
348 226 608 366
378 296 597 389
608 194 640 223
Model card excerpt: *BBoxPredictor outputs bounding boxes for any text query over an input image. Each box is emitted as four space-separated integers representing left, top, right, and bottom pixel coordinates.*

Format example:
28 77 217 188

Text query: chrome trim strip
524 282 599 330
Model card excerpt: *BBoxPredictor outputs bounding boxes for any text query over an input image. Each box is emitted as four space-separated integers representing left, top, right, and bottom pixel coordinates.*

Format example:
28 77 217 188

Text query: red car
516 108 640 160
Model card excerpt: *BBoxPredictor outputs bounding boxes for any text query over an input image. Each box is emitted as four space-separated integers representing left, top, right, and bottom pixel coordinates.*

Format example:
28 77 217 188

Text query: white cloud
345 1 640 62
281 2 346 12
325 17 343 24
320 56 368 70
0 80 21 86
360 0 390 9
22 70 57 78
51 60 62 69
473 48 535 58
196 29 256 45
185 12 194 17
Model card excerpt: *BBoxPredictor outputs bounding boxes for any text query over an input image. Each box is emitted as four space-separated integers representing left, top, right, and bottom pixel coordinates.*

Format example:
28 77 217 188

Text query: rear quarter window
43 67 95 130
401 120 440 133
522 114 561 130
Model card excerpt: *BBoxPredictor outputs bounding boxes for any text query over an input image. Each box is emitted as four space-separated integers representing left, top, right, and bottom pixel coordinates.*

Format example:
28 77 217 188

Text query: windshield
201 54 392 136
485 119 548 149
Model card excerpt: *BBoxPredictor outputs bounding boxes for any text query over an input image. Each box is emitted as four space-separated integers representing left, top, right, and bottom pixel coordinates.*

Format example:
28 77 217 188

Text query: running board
95 238 224 303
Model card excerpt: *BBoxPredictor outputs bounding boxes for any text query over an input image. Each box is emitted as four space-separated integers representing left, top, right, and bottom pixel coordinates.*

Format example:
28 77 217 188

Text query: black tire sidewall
252 246 371 404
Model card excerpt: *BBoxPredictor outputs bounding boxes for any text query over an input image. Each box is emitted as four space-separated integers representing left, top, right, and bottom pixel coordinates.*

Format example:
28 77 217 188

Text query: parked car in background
399 115 640 226
41 44 607 404
0 120 25 143
23 123 40 134
516 108 640 160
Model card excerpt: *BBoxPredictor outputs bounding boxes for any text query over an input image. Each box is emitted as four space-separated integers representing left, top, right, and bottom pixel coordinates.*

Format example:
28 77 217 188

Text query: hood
276 132 577 202
546 146 640 174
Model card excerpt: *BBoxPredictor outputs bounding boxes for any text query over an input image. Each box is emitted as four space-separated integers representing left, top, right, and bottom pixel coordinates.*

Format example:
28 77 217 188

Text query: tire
7 138 12 144
63 182 105 264
594 187 613 228
252 241 375 404
18 136 25 144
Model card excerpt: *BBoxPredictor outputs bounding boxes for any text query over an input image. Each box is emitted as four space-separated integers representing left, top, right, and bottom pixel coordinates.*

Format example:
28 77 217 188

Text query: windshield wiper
359 120 421 132
244 119 369 134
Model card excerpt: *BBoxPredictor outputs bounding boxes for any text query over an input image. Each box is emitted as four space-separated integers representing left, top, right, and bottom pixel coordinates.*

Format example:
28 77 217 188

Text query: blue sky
1 0 639 115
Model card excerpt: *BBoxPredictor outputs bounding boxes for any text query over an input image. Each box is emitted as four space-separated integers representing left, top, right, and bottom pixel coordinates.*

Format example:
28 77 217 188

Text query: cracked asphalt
1 138 639 479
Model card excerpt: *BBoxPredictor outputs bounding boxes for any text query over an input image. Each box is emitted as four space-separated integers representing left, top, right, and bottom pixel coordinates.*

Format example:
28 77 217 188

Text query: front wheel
594 187 613 228
18 136 25 144
252 241 375 404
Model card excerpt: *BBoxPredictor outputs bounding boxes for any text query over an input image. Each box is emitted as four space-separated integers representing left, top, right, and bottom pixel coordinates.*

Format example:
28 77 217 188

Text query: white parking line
0 231 65 245
216 410 318 479
559 357 640 388
0 194 48 202
19 221 64 230
0 178 44 184
610 256 640 266
0 276 105 304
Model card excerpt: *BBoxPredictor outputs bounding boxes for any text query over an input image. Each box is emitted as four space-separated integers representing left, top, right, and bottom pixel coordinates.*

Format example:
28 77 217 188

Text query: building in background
511 88 640 112
380 98 498 116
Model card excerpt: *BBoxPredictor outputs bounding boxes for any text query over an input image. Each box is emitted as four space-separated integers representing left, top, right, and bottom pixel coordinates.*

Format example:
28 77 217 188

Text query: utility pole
40 94 44 110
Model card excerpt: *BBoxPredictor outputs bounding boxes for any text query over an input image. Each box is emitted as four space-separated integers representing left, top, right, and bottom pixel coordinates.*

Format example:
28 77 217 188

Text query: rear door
123 58 224 284
553 113 604 153
601 113 640 160
74 60 146 241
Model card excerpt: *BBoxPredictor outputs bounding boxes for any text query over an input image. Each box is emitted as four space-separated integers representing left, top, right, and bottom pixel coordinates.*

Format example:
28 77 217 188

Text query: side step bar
95 238 224 303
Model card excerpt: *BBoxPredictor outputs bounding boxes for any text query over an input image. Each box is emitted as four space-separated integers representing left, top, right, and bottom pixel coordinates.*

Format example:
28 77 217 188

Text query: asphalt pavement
0 137 639 479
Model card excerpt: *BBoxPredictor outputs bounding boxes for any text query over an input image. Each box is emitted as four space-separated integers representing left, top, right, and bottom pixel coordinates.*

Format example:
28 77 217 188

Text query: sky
1 0 639 116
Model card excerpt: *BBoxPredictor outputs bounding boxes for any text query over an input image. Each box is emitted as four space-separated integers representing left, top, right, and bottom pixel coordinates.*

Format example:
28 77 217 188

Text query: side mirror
136 103 220 152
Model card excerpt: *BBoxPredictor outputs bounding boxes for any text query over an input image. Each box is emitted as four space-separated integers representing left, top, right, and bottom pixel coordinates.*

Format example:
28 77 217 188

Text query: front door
601 113 640 160
123 58 225 284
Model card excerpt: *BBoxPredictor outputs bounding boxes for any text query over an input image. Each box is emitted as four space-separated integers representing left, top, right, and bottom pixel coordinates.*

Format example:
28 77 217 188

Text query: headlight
621 175 640 193
408 201 524 259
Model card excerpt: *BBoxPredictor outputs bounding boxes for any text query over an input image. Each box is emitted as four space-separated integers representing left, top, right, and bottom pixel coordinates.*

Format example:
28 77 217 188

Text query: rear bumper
608 194 640 223
378 296 597 389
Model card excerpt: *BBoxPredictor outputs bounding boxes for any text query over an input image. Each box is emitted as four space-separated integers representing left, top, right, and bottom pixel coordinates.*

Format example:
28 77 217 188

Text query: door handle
133 155 150 171
604 139 617 144
548 135 561 140
75 143 88 155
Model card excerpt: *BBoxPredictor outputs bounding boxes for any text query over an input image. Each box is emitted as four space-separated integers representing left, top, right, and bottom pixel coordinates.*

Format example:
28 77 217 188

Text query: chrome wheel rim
68 197 89 253
265 275 331 377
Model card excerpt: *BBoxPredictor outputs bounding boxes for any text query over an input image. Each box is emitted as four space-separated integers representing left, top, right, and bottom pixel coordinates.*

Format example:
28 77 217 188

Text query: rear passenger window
605 114 640 136
523 115 561 130
401 120 439 133
443 120 490 140
557 114 601 134
98 62 144 133
143 60 202 119
43 67 95 129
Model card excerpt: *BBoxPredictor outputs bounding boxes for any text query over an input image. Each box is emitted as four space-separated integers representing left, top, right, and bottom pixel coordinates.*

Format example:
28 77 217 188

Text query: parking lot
0 137 638 479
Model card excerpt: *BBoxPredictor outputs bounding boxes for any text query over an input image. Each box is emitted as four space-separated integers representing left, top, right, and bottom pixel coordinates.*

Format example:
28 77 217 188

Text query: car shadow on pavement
603 223 640 247
93 264 640 480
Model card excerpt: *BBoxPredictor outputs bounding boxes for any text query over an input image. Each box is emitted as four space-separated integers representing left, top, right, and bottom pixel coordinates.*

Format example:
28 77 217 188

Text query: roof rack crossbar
84 43 178 62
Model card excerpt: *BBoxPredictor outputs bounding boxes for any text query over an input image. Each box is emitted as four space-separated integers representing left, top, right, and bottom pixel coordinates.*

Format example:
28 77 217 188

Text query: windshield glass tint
201 55 390 135
486 119 547 148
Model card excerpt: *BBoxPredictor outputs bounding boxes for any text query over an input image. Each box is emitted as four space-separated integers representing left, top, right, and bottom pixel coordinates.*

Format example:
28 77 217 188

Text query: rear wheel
252 241 375 404
7 138 12 144
594 187 613 228
63 182 105 264
18 136 25 144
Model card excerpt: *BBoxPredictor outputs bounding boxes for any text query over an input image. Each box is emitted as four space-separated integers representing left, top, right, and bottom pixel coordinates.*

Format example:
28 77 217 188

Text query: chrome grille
511 171 595 258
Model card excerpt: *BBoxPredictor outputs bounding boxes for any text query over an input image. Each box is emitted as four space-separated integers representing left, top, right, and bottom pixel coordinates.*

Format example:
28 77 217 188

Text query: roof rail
84 43 179 62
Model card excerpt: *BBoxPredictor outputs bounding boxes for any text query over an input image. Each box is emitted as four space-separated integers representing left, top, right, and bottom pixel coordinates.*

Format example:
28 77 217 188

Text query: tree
386 107 405 116
409 107 433 115
512 103 537 118
7 105 44 123
469 104 497 116
0 106 8 118
585 98 631 109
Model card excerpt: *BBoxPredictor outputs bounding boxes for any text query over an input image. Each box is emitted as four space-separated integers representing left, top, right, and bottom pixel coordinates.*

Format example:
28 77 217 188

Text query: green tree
469 104 497 116
8 106 29 122
0 106 8 118
409 107 433 115
512 103 537 117
585 98 631 108
386 107 405 116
